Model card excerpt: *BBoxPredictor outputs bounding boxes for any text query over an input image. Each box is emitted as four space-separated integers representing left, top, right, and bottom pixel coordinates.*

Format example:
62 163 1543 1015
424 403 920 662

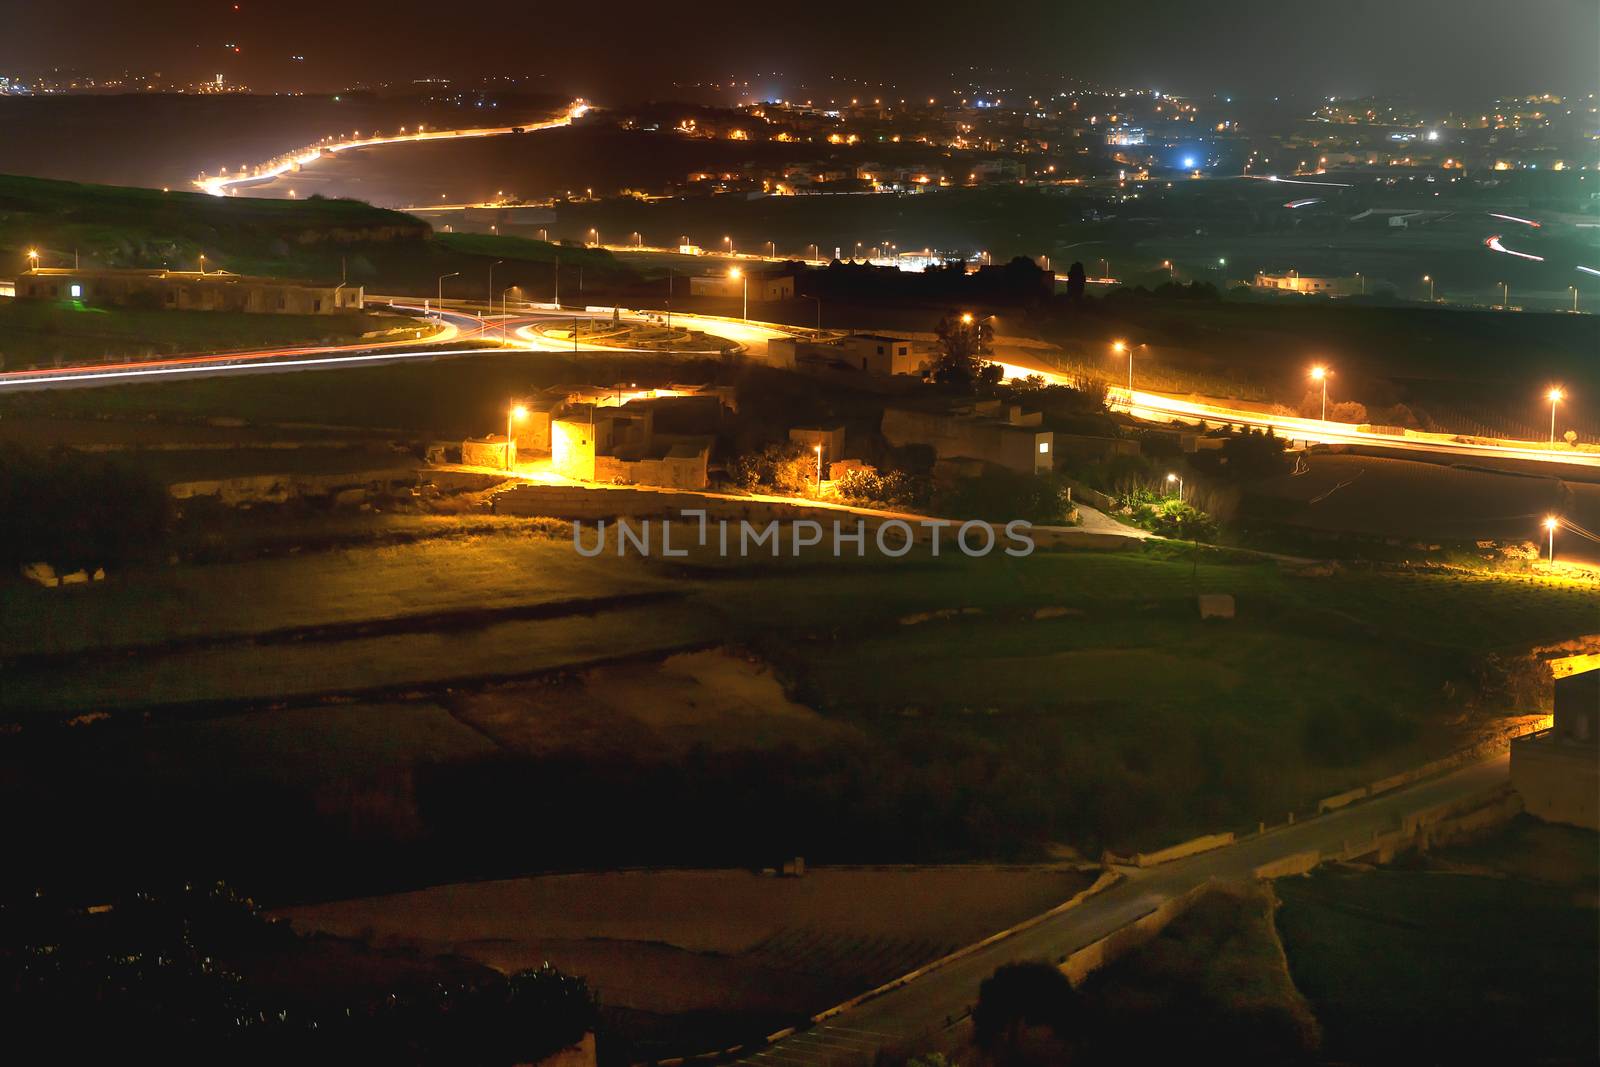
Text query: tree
974 962 1084 1066
1066 261 1087 301
932 313 997 387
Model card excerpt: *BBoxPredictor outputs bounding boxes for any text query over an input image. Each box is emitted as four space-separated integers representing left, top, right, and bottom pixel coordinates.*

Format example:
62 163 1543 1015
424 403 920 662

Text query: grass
0 300 391 369
1276 865 1599 1063
1074 883 1319 1061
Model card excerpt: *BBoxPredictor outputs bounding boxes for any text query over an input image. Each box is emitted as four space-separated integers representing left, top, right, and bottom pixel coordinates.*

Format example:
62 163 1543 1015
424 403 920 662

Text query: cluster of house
9 268 363 314
458 385 733 490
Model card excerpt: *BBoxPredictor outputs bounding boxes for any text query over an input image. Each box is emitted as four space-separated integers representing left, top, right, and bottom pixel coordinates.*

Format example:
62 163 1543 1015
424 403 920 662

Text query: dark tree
974 961 1085 1066
1066 261 1087 301
931 313 996 387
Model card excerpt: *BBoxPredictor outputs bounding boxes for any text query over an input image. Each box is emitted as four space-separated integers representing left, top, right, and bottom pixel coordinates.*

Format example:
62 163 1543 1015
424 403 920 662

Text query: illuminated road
993 359 1600 470
0 306 488 391
196 101 589 196
741 753 1517 1066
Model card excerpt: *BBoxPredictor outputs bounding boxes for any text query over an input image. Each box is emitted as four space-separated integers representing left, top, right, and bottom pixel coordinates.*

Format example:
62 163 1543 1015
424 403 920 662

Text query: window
69 284 82 299
1038 442 1050 453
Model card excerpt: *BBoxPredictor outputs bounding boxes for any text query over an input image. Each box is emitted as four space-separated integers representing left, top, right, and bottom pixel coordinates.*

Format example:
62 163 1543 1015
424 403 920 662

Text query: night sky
0 0 1595 102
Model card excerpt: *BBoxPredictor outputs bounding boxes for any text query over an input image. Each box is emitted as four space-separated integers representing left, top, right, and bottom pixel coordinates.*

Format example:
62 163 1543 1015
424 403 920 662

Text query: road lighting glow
506 404 528 471
1112 340 1133 392
1543 515 1559 562
1310 365 1329 420
1547 387 1564 442
961 312 974 324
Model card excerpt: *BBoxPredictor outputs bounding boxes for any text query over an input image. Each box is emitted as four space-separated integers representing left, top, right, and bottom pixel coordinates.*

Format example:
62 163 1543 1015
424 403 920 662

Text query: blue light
1183 156 1197 169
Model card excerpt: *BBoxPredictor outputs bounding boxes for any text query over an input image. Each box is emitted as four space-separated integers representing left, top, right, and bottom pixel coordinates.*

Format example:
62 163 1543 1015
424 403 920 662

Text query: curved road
740 753 1514 1066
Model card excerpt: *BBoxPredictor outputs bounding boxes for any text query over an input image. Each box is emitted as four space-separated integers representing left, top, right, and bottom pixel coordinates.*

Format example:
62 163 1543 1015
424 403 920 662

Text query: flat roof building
12 268 364 315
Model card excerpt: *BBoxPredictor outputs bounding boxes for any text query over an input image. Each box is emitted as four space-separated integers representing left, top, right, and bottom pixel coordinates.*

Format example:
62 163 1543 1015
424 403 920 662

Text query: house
882 399 1054 475
1252 272 1362 298
1510 663 1600 830
551 401 714 490
689 272 795 301
12 268 363 314
839 334 925 376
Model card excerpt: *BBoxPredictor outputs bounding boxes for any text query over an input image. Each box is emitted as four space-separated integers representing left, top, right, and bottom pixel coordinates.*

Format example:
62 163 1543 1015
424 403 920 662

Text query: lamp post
724 235 733 255
1499 281 1509 308
814 444 823 485
25 249 39 271
198 253 207 275
1112 340 1132 394
1423 274 1434 302
729 267 747 319
1310 365 1329 421
1571 286 1580 313
1166 472 1183 501
1547 387 1564 443
506 404 528 471
1543 516 1558 563
437 271 460 315
501 286 516 340
488 259 503 309
588 228 599 248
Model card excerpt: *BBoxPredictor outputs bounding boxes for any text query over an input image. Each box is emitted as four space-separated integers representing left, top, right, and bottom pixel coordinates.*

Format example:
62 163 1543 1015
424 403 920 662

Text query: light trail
195 101 589 196
0 346 499 390
1487 212 1541 228
1577 266 1600 278
993 360 1598 469
1242 174 1353 188
1484 235 1545 262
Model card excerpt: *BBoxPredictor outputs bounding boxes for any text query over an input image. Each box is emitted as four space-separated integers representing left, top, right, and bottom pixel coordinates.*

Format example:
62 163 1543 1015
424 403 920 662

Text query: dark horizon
1 0 1595 104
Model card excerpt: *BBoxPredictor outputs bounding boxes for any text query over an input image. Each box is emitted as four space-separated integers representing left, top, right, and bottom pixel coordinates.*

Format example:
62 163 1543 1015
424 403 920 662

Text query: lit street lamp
1547 387 1564 443
814 443 824 484
26 248 39 271
1112 340 1132 393
729 267 747 319
1423 274 1434 302
1543 515 1559 563
724 235 734 255
198 253 207 275
1166 472 1184 500
487 259 503 309
1571 286 1580 314
588 228 599 248
506 404 528 471
437 271 460 315
501 286 517 340
1499 281 1509 308
1310 365 1329 421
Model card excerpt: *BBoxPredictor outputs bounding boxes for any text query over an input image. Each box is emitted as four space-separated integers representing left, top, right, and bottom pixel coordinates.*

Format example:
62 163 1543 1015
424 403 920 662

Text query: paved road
740 754 1512 1066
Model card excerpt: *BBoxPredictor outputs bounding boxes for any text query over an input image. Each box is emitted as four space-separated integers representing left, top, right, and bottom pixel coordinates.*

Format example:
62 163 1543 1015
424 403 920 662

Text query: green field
1277 864 1599 1063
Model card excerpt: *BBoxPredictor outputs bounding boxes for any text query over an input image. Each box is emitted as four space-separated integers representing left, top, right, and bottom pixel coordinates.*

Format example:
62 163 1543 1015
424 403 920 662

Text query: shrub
834 468 932 510
726 441 813 494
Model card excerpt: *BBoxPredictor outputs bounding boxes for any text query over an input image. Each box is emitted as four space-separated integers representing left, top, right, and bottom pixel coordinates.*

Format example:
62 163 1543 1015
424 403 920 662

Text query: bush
725 441 813 494
935 470 1072 524
834 468 932 510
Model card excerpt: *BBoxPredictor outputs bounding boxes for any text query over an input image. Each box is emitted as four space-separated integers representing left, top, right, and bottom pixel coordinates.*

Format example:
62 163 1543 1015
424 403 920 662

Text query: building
882 399 1054 475
787 425 847 468
1511 664 1599 830
551 402 714 490
1252 271 1362 298
838 334 925 376
688 272 795 301
12 268 363 314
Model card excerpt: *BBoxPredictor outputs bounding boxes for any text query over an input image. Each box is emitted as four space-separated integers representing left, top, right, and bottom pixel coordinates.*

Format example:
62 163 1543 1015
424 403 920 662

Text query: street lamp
1423 274 1434 302
1112 340 1132 393
1310 365 1329 421
1547 387 1564 443
724 235 733 254
588 228 599 248
1571 286 1580 313
1543 516 1559 563
1499 281 1509 308
198 253 207 275
488 259 503 308
506 404 528 471
501 286 517 340
437 271 460 314
729 267 747 319
961 311 975 325
814 443 823 484
1166 472 1184 500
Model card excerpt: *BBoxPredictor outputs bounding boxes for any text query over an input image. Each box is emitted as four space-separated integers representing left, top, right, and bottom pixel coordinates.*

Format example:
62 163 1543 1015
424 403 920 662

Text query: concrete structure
1511 665 1600 829
787 425 847 469
462 436 515 469
552 402 713 490
12 268 363 313
882 399 1054 475
689 272 795 301
839 334 924 376
1252 271 1362 298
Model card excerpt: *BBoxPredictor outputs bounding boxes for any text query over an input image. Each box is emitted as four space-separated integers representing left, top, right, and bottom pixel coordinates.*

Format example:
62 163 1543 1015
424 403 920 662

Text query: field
279 865 1093 1062
1276 855 1599 1062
